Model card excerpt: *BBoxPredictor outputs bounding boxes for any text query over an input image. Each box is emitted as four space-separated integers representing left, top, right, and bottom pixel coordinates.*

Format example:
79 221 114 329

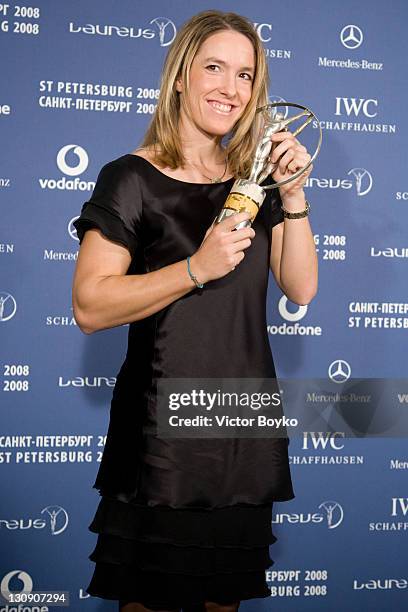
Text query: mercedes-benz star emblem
328 359 351 383
340 25 363 50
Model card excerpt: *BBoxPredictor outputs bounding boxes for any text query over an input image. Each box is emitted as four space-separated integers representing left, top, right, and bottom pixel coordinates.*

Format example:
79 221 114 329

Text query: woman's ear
175 77 183 93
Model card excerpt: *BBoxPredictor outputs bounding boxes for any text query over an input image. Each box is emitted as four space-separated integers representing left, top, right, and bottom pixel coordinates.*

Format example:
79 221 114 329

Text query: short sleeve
73 158 142 256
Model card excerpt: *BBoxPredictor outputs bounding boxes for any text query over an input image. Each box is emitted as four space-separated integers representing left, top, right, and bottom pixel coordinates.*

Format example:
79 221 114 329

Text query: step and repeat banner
1 0 407 610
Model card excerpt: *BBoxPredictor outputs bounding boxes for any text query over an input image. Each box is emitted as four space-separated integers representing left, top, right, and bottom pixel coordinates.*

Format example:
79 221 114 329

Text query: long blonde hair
141 10 269 178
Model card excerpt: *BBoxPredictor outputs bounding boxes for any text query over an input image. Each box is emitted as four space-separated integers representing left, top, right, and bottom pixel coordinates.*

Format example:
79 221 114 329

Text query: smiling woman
72 8 317 612
140 11 269 180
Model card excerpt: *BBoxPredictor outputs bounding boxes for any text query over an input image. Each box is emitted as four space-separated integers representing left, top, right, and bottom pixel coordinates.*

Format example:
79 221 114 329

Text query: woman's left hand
269 131 312 200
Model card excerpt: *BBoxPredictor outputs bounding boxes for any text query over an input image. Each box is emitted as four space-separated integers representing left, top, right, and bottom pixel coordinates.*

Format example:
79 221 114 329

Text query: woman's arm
72 211 254 334
268 131 318 305
270 191 318 305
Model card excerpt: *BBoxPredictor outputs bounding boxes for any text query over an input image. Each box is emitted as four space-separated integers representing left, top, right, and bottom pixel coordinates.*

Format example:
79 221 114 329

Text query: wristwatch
281 200 310 219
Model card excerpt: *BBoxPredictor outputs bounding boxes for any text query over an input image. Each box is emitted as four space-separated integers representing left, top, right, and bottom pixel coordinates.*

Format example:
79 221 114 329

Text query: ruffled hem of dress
89 533 273 575
86 562 272 605
93 481 296 506
89 495 277 549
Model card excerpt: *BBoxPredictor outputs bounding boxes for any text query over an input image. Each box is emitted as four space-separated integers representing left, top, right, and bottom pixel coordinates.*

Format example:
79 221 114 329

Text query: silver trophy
216 102 323 229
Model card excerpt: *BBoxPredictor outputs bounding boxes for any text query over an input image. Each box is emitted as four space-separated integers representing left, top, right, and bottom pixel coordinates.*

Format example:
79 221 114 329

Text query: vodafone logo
1 570 33 601
57 145 89 176
278 296 308 322
267 296 321 336
39 145 94 191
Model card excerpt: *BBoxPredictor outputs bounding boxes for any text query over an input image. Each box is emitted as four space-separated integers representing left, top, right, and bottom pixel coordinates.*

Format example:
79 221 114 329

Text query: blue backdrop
1 0 407 610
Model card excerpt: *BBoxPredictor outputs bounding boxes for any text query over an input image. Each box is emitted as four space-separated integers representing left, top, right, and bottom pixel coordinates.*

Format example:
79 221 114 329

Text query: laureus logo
347 168 373 196
68 16 177 47
273 500 344 528
150 17 177 47
41 505 69 535
0 292 17 322
39 145 94 191
318 500 344 528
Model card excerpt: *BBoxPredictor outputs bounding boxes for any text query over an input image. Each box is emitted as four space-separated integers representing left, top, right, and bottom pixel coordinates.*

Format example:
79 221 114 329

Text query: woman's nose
218 73 237 97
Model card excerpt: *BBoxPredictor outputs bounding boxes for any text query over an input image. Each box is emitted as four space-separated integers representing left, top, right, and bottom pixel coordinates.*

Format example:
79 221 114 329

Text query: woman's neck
178 115 225 168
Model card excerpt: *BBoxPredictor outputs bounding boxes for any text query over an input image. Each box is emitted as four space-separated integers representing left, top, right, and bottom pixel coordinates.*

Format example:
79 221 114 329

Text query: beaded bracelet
187 256 204 289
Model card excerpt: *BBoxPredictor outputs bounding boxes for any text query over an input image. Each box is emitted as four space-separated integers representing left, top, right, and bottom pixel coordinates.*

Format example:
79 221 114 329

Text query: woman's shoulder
94 150 156 188
129 147 156 163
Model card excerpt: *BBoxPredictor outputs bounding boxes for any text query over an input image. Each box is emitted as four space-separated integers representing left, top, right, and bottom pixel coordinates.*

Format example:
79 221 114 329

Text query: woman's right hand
189 211 256 283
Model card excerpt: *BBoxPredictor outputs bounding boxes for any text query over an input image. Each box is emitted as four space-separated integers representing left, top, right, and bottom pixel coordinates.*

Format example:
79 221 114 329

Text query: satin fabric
74 155 294 508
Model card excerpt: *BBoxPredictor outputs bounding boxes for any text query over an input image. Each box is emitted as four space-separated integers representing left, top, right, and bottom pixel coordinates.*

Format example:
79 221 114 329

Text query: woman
72 9 317 612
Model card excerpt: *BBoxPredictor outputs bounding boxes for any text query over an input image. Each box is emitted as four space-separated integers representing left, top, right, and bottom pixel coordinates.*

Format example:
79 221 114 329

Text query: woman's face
177 29 255 138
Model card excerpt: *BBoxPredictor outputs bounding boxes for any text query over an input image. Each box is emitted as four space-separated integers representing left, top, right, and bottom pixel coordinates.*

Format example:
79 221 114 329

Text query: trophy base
215 179 266 229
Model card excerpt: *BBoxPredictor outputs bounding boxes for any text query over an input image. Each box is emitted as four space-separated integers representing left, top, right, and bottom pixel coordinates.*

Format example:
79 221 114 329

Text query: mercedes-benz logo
340 25 363 50
68 216 79 241
328 359 351 383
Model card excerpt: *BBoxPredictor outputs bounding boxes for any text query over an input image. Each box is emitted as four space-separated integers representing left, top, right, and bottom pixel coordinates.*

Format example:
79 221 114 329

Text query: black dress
73 155 295 609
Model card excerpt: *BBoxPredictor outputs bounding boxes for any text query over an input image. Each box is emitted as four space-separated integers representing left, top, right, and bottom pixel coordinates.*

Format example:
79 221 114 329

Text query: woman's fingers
270 133 308 166
277 150 310 175
217 211 251 231
231 236 253 253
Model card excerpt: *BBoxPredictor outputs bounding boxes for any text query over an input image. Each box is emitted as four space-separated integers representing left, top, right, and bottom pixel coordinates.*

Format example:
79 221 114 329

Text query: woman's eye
240 73 252 81
207 64 220 72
